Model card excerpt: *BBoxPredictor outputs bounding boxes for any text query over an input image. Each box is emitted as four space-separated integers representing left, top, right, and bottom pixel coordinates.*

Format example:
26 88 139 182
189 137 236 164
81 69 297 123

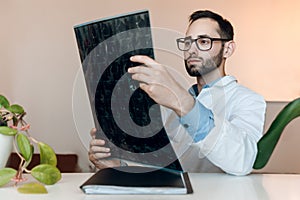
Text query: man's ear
223 40 236 58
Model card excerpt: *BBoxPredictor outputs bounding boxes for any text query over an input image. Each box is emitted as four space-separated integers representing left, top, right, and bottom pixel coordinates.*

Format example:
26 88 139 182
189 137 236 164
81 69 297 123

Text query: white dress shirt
161 76 266 175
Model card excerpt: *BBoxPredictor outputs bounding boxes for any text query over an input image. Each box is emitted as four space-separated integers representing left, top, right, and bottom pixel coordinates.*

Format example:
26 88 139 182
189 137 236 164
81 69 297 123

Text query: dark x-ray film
74 10 182 171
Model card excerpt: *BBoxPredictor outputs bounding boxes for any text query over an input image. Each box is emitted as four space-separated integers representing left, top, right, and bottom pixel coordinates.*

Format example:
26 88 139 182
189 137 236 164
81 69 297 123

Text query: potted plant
0 118 13 169
0 94 61 193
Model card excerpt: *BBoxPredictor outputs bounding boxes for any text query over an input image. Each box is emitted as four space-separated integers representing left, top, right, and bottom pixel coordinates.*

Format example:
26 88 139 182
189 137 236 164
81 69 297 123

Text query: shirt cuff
179 100 214 142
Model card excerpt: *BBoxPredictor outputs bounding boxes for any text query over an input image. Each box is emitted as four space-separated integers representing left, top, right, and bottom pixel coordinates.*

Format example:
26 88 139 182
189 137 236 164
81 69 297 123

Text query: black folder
80 166 193 194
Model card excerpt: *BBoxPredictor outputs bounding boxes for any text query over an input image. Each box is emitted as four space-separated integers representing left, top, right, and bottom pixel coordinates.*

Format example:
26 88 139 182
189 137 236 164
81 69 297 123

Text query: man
89 10 266 175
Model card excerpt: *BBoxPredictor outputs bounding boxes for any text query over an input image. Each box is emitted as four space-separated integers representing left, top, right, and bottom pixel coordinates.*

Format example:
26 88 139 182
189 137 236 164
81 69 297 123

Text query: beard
184 48 224 77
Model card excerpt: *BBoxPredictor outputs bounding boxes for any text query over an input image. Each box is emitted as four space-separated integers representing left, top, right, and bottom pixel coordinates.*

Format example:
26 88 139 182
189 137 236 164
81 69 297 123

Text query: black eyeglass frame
176 35 231 51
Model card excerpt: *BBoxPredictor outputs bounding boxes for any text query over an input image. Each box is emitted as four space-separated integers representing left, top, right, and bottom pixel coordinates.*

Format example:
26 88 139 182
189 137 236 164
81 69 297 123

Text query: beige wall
1 0 300 172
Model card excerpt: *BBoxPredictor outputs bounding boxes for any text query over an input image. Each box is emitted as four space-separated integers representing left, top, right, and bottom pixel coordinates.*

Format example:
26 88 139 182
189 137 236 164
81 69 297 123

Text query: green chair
253 97 300 169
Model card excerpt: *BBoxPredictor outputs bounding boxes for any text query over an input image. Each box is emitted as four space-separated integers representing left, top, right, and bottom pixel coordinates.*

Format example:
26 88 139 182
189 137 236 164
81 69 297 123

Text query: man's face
184 18 224 77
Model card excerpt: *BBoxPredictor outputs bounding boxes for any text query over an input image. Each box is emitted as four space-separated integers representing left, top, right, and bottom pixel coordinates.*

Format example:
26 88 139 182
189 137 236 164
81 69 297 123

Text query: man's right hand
88 128 121 169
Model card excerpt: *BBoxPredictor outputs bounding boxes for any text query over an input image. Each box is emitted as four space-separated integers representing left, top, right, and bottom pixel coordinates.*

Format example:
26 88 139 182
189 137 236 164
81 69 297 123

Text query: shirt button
183 124 189 128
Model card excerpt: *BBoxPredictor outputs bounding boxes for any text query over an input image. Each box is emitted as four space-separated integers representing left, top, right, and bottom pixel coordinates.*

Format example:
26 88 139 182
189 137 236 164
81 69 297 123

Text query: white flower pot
0 134 13 168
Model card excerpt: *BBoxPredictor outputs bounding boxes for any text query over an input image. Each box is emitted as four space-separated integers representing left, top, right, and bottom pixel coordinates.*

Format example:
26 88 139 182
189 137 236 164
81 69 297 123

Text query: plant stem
23 168 31 173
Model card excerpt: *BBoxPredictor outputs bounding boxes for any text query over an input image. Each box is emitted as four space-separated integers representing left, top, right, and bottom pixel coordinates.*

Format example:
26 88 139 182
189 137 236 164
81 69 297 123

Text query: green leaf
17 182 48 194
38 142 57 166
31 164 61 185
7 104 25 114
16 133 32 161
0 168 17 187
24 145 34 168
0 95 10 109
0 126 18 136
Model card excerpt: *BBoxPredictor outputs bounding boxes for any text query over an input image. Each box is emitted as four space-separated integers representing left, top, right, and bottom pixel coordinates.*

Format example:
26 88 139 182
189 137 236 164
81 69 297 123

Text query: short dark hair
189 10 234 40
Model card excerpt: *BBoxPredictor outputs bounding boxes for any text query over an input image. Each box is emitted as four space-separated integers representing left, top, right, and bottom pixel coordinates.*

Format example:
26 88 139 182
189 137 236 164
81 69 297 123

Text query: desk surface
1 173 300 200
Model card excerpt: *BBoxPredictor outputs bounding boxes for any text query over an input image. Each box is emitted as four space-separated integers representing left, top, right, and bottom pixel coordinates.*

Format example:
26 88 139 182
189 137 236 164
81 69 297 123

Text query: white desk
1 173 300 200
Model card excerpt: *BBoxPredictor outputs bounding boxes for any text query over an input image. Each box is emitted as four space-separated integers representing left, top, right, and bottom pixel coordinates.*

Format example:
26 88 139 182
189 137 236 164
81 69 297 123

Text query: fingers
88 144 117 170
90 128 97 139
139 82 150 93
130 71 153 84
89 153 112 169
128 55 162 84
88 129 120 170
89 128 106 150
90 138 106 146
90 150 111 159
90 144 110 155
128 65 153 75
130 55 157 66
89 139 111 165
89 138 110 156
89 128 111 158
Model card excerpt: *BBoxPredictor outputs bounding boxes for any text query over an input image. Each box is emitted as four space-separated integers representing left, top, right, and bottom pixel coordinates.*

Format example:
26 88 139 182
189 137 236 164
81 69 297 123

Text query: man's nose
188 42 198 55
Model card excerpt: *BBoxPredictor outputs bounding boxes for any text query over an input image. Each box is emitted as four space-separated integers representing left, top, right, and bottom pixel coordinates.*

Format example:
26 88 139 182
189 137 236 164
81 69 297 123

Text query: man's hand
88 128 121 169
128 55 195 116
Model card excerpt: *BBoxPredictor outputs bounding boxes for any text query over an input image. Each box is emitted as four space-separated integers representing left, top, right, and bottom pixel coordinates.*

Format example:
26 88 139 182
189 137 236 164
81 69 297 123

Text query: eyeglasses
176 36 231 51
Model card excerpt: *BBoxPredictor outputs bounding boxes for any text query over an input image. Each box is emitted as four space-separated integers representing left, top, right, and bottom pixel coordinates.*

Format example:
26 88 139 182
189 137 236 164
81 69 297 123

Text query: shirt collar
203 77 223 88
189 76 237 96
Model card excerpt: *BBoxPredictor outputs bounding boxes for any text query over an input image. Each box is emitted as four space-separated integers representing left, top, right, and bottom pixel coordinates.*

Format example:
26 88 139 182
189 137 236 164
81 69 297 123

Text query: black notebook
80 166 193 194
